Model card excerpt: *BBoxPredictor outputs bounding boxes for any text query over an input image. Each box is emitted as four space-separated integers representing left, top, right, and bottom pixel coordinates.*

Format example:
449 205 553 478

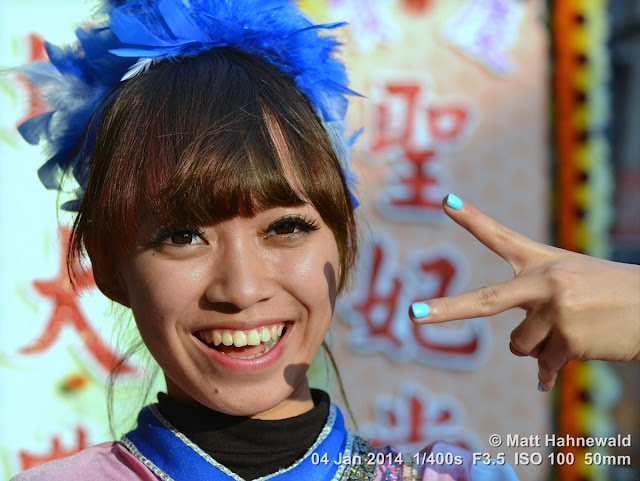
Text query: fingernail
411 302 430 319
537 382 546 393
446 193 463 210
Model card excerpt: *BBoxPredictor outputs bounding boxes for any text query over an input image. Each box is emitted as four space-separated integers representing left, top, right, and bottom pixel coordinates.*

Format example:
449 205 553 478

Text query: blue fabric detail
123 404 348 481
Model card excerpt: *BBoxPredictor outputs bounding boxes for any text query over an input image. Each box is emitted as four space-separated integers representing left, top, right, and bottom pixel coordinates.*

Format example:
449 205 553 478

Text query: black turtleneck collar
156 389 330 481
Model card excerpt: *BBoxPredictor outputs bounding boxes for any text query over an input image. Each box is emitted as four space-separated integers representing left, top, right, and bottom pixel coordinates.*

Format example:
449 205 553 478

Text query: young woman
11 1 519 480
12 0 639 480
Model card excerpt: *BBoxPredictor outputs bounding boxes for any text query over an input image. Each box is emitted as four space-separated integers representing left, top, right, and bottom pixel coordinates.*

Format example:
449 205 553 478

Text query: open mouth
196 323 287 360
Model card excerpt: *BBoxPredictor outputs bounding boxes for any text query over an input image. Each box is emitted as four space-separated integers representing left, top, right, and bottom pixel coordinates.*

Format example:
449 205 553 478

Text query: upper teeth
197 324 285 348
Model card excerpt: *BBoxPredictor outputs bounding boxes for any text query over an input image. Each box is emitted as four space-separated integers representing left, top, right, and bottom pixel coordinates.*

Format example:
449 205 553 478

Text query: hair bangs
148 107 309 229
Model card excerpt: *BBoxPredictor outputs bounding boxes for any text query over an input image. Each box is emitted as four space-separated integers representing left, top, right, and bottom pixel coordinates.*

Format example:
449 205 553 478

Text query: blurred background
0 1 638 480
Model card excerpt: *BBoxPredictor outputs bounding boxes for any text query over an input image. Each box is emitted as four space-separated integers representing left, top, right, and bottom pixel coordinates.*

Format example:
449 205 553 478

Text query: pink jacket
11 440 518 481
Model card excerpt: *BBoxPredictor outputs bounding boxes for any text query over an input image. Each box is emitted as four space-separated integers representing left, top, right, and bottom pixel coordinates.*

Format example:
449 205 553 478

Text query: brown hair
67 47 357 293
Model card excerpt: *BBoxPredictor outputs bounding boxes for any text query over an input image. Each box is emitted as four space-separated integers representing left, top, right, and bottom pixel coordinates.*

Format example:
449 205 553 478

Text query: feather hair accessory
16 0 360 210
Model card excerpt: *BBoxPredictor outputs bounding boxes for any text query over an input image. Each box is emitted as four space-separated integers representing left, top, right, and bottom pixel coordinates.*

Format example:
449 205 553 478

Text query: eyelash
265 215 320 239
147 215 319 247
149 226 206 248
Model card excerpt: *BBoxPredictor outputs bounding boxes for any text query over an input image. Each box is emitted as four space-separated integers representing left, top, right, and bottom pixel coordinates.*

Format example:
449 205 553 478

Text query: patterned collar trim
121 402 353 481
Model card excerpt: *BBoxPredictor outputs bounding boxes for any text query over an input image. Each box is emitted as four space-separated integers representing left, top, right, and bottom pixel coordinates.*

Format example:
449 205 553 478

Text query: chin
165 365 312 419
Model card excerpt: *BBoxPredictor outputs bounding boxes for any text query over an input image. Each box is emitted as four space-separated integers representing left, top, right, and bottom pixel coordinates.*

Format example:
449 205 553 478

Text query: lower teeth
206 331 283 359
228 337 279 359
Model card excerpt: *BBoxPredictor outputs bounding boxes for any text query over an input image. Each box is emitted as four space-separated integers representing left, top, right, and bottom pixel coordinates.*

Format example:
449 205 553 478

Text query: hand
409 194 640 391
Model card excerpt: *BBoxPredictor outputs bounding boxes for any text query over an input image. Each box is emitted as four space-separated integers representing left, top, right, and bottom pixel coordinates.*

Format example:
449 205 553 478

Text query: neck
164 376 315 420
250 378 314 420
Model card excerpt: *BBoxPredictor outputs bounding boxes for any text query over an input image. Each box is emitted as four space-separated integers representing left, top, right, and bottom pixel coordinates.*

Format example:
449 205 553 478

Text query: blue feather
15 0 360 210
158 0 207 41
18 112 55 145
61 199 83 211
110 8 174 47
37 151 66 189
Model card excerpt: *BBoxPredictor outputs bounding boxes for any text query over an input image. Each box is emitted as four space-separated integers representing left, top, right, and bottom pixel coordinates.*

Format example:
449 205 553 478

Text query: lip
192 321 292 372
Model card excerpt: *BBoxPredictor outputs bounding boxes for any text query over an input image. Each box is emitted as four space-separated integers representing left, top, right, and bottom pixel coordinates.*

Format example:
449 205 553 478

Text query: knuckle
544 262 575 291
491 220 515 248
435 299 450 317
509 330 529 355
543 267 582 317
474 285 500 310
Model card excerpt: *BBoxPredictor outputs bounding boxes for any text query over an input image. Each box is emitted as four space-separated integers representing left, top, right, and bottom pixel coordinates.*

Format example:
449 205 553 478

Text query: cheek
120 257 206 328
280 243 339 315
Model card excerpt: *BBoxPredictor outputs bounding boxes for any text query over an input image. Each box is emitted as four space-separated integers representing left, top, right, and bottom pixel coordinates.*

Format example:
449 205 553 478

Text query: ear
93 269 131 308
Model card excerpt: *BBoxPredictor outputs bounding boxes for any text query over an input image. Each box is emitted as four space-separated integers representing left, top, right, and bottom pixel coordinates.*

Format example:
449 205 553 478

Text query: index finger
442 194 549 273
409 275 544 324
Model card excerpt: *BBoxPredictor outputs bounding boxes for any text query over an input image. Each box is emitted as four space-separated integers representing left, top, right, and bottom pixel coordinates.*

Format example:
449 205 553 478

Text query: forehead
88 48 352 262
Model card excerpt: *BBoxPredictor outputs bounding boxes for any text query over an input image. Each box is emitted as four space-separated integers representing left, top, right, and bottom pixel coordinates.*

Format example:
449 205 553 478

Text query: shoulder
10 442 156 481
351 437 519 481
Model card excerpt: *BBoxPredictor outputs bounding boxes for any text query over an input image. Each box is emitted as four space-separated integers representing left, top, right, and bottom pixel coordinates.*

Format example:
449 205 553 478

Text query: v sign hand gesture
409 194 640 392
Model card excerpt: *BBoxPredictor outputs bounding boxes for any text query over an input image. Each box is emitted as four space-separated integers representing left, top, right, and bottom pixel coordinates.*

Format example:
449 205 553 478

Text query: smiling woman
66 47 353 420
10 1 519 480
117 206 341 420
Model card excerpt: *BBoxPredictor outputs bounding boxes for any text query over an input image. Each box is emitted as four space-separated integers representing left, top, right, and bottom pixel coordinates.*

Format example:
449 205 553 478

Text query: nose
203 237 277 311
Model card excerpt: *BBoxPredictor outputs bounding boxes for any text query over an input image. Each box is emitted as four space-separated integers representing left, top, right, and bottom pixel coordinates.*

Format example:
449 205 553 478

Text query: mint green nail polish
411 302 430 319
446 193 463 210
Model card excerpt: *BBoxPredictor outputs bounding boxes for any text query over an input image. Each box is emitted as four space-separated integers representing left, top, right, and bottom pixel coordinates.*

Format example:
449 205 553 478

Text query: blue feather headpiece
17 0 360 211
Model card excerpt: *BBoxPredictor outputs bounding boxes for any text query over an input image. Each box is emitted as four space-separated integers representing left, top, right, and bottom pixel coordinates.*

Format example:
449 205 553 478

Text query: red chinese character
362 382 481 452
19 426 89 471
340 234 489 368
20 227 137 376
371 84 423 155
368 79 473 221
351 243 403 348
411 258 481 357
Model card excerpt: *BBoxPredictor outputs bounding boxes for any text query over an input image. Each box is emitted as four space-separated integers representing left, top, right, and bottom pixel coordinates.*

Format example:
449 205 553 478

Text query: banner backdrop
1 1 550 480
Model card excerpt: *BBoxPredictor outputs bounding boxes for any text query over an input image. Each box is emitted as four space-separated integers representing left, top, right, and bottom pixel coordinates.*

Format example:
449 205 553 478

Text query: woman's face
115 204 340 419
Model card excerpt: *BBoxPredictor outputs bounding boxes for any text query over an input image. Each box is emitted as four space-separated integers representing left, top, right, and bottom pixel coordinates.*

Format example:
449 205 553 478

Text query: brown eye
265 216 320 239
149 227 205 248
273 223 296 235
170 232 195 244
